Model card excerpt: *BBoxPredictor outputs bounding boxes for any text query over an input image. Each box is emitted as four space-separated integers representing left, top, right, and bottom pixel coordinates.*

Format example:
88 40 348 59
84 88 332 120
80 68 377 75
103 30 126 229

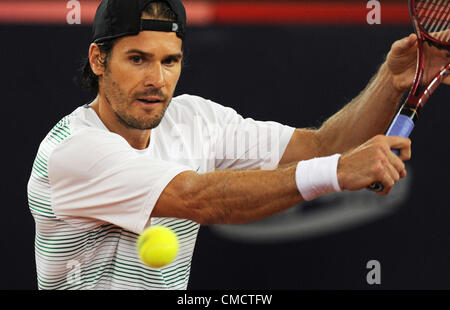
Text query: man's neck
90 96 151 150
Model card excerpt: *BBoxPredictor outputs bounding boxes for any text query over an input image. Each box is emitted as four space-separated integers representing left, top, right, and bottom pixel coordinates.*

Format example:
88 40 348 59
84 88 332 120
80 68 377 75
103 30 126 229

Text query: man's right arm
151 162 302 225
152 135 411 225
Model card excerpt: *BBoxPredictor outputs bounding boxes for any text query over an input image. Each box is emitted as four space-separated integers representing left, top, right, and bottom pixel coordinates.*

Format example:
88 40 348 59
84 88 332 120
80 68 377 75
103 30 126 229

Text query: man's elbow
180 192 220 226
153 171 216 225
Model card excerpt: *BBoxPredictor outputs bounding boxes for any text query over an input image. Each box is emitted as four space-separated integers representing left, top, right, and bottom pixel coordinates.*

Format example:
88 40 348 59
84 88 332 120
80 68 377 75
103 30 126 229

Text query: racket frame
411 0 450 49
368 0 450 192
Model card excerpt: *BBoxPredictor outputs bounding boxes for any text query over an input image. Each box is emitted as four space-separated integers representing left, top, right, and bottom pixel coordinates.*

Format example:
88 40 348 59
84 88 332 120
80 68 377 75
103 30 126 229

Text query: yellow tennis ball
137 226 179 268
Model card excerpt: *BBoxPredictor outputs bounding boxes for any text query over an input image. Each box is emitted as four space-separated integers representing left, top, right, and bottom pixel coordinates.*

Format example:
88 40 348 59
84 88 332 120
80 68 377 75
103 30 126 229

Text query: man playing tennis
27 0 449 289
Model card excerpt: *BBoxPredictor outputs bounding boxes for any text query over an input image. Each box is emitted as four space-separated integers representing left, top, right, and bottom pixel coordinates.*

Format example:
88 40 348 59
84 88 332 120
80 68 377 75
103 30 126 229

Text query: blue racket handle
368 113 415 192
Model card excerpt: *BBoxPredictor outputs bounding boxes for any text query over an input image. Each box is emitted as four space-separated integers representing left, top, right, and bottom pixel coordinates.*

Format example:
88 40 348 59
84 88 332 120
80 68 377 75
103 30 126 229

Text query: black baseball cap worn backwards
92 0 186 44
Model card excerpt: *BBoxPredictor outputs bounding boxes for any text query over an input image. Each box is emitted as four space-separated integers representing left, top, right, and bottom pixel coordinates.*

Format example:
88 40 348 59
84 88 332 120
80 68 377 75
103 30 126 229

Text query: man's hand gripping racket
368 0 450 192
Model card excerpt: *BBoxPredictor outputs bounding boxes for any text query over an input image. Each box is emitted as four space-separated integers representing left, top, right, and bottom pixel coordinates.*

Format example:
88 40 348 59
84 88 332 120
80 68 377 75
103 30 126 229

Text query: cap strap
140 19 181 34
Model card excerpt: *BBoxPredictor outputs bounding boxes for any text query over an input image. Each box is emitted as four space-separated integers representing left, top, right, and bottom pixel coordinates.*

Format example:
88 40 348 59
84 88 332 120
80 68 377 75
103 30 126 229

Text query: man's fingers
400 168 407 179
376 170 395 196
386 149 406 178
384 135 411 148
381 136 410 176
363 135 411 195
341 135 411 193
403 33 417 49
398 145 411 162
383 136 412 161
391 33 417 55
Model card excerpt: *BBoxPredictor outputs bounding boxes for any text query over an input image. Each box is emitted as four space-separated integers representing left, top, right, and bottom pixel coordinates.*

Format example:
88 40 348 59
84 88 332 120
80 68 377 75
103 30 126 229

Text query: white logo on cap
172 23 179 32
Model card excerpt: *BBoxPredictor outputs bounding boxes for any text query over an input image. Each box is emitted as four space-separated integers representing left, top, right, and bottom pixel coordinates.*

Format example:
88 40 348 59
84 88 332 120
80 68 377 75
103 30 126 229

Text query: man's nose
143 63 165 89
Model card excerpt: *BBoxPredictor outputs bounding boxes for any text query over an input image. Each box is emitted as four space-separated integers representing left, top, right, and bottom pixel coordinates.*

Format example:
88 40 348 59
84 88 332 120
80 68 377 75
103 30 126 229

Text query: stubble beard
103 74 171 130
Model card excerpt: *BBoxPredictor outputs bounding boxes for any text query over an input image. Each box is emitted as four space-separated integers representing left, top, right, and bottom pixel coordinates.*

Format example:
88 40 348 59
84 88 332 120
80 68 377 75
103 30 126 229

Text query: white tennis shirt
27 94 295 290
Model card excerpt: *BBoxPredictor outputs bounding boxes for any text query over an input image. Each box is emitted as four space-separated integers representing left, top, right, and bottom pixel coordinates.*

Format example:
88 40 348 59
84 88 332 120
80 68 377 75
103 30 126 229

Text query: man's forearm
316 63 404 155
280 63 405 165
153 163 304 225
154 133 412 225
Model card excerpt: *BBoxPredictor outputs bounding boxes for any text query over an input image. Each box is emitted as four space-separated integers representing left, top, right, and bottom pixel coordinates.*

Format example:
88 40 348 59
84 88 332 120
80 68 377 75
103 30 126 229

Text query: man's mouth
137 97 163 104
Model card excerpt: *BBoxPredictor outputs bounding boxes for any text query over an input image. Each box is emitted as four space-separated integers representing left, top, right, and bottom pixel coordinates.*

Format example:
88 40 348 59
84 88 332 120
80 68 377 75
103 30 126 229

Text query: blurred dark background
0 0 448 290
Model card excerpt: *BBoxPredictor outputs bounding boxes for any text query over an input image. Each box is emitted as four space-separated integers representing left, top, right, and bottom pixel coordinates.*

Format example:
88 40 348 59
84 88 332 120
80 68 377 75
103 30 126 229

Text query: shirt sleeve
211 103 295 170
48 128 193 234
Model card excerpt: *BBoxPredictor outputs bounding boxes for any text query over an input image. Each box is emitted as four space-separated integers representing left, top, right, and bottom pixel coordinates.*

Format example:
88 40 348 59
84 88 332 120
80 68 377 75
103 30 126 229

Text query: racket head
410 0 450 50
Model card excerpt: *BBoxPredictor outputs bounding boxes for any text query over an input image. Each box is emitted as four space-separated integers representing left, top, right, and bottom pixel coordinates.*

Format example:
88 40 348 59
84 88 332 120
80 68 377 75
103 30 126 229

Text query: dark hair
77 1 183 95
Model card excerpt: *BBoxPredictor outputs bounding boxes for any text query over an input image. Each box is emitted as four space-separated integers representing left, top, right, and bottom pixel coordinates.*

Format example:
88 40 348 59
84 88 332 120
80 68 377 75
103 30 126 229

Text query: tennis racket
368 0 450 192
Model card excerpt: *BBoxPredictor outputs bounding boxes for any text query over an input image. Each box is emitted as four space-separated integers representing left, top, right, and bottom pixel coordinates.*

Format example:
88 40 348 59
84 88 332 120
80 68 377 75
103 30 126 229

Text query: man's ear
89 43 106 76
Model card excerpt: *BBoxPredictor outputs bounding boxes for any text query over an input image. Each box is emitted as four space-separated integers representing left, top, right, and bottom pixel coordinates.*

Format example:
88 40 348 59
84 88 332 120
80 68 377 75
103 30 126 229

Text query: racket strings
416 0 450 42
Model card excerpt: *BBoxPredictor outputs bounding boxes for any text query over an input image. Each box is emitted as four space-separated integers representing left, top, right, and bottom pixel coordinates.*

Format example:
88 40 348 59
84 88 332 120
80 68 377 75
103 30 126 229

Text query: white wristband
295 154 342 201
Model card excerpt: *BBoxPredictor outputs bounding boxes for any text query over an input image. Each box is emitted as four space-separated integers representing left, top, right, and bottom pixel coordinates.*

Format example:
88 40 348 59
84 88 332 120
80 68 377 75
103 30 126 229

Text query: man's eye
130 56 142 64
163 57 179 66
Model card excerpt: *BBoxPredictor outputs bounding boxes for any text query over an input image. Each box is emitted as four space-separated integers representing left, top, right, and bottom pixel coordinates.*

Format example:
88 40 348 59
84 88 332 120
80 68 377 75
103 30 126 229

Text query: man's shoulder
37 106 124 157
169 94 234 119
171 94 211 108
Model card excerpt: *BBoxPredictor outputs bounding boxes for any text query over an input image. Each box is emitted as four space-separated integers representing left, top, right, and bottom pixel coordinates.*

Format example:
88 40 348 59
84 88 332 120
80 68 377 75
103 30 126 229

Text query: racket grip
367 113 415 192
386 113 415 139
